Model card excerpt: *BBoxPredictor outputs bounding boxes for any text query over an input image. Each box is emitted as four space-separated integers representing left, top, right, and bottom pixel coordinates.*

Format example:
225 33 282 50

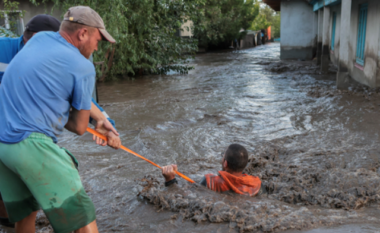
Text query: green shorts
0 133 96 233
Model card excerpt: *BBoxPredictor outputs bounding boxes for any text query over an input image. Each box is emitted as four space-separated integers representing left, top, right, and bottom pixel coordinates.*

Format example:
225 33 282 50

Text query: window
0 11 24 37
331 12 337 51
356 3 368 66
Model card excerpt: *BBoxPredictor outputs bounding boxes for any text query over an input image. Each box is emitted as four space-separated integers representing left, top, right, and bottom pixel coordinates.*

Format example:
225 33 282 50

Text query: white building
263 0 380 89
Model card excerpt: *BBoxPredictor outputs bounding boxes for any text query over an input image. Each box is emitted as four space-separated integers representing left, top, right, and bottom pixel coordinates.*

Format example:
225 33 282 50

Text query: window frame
356 3 368 66
0 10 24 36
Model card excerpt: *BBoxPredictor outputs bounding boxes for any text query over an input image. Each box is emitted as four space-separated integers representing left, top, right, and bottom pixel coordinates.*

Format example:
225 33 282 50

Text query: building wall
312 11 318 58
324 0 380 87
329 4 341 65
240 34 255 49
347 0 380 87
280 0 315 60
18 0 62 26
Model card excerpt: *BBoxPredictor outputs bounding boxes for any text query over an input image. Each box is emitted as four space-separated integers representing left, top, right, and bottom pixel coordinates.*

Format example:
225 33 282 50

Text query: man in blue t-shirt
0 14 121 229
0 6 116 233
0 14 120 148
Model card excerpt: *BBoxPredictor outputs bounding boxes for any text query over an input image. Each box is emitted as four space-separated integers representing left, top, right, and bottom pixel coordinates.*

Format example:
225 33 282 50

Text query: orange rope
87 127 195 183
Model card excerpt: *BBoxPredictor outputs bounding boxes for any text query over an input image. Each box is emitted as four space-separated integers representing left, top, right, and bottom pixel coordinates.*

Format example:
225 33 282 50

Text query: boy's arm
199 176 207 187
161 165 207 187
162 164 178 186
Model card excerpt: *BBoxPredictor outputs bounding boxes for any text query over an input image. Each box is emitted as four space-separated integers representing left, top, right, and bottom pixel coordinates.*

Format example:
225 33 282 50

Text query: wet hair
224 144 248 172
60 21 96 35
23 29 35 41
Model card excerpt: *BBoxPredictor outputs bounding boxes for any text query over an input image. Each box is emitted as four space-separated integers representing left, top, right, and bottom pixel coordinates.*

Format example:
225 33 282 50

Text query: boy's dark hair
23 14 61 41
224 144 248 172
23 29 35 41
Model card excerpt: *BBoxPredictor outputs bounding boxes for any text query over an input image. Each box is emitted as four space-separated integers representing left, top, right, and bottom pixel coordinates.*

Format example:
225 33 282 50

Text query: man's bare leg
74 220 99 233
15 210 38 233
0 200 8 218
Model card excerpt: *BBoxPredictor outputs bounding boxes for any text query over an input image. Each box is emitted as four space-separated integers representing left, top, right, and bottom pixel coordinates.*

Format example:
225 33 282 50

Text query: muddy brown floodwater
2 43 380 233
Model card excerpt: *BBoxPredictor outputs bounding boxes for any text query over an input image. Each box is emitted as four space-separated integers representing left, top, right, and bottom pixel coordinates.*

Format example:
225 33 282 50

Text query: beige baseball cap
63 6 115 43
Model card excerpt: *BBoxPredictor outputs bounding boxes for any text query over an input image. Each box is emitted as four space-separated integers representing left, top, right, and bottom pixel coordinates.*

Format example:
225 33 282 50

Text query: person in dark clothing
261 29 266 45
162 144 261 196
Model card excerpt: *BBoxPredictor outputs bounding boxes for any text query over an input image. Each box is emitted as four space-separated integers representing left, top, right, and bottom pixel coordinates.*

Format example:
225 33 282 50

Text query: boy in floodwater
162 144 261 196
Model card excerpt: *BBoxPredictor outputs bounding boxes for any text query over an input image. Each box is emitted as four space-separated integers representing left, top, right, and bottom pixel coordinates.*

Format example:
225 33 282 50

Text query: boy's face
221 151 227 171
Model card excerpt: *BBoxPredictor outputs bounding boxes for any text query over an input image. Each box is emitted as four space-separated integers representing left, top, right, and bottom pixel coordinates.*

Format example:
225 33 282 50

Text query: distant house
240 30 256 49
263 0 380 89
1 0 61 36
180 19 193 38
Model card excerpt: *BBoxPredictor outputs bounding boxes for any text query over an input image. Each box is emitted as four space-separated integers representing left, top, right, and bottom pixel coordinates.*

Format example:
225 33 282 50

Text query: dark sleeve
165 178 178 187
199 176 207 187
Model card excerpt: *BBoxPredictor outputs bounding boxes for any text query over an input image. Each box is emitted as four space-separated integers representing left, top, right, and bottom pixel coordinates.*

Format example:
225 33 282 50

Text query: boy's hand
162 164 177 182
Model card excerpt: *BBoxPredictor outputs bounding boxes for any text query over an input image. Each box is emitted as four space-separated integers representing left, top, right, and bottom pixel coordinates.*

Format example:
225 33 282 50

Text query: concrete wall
240 34 255 49
278 0 380 88
347 0 380 87
18 0 62 26
320 0 380 87
280 0 315 60
312 11 318 57
329 4 341 65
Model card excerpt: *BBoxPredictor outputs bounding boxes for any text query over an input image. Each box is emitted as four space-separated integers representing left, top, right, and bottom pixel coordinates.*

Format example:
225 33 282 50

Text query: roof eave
262 0 281 11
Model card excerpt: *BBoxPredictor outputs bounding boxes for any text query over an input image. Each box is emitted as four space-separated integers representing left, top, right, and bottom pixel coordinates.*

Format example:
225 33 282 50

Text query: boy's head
222 144 249 173
23 14 61 42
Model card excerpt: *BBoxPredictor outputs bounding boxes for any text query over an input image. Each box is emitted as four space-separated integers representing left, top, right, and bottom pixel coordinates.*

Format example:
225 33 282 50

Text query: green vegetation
0 0 24 37
193 0 259 48
50 0 201 78
1 0 279 80
2 0 200 79
250 4 280 38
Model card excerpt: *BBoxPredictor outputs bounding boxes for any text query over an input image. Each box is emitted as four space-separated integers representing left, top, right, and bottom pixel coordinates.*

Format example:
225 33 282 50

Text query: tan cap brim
99 28 116 43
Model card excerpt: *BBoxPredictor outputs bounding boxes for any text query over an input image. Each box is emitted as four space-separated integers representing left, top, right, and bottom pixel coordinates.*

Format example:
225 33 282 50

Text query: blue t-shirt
0 32 95 143
0 36 24 82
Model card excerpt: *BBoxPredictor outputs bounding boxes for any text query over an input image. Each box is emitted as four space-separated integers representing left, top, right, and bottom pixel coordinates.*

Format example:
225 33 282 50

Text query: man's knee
74 220 98 233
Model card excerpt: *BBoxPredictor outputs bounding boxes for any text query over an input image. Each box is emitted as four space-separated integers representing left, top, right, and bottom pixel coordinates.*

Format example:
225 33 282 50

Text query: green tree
51 0 203 78
250 4 280 38
0 0 20 14
272 12 280 38
250 11 270 31
4 0 202 79
193 0 259 48
0 0 24 37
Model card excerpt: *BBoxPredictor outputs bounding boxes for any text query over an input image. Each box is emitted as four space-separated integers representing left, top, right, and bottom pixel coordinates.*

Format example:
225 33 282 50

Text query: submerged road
2 43 380 232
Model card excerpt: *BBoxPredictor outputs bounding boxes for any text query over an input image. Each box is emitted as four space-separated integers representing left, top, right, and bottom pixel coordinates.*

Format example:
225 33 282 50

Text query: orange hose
87 127 195 183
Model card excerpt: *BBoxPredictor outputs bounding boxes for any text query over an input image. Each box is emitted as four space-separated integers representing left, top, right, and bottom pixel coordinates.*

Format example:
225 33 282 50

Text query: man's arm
65 108 90 135
162 164 207 187
90 102 121 149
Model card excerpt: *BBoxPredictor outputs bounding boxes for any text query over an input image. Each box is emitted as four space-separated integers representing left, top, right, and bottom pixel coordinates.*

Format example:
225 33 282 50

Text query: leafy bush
50 0 201 79
194 0 259 48
250 4 280 39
